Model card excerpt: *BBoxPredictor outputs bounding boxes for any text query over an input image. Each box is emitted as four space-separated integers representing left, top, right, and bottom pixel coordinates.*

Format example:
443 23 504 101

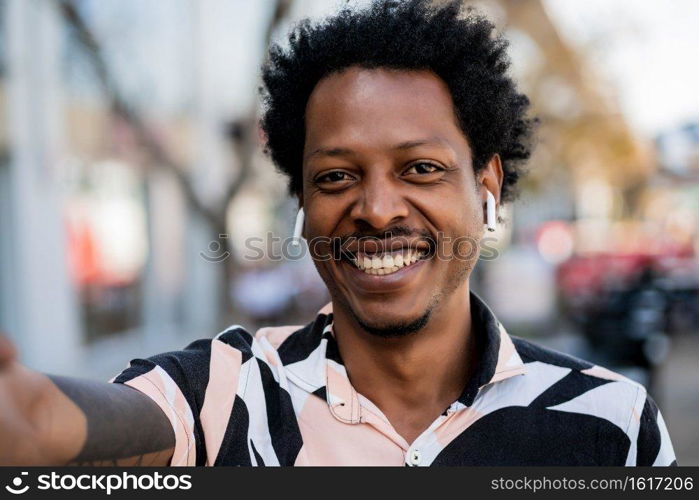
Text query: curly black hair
260 0 536 203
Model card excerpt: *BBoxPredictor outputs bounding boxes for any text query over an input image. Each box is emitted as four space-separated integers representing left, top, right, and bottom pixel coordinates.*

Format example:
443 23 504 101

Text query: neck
331 282 476 424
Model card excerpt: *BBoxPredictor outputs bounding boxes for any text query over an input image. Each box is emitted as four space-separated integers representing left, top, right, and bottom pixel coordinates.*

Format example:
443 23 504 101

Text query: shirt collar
455 291 527 406
283 291 526 423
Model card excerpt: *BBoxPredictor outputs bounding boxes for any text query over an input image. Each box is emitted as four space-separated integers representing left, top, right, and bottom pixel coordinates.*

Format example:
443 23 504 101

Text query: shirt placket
356 393 410 452
403 385 493 466
326 360 413 456
404 409 456 466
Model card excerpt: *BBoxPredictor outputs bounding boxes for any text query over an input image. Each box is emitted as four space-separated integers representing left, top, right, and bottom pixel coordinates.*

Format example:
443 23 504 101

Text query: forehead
304 67 465 151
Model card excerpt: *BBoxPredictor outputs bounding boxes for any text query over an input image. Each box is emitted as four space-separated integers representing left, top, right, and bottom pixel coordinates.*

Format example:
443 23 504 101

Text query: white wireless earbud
485 190 496 232
291 207 305 246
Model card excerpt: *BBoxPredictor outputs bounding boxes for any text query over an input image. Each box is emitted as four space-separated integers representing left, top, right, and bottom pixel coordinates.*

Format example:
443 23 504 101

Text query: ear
478 154 503 205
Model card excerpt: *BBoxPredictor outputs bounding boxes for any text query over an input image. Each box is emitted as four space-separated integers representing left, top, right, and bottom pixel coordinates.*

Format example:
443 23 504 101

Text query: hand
0 332 17 368
0 333 49 464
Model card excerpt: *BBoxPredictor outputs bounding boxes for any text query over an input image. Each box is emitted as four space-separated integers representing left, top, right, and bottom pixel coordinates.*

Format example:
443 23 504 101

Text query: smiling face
302 66 499 337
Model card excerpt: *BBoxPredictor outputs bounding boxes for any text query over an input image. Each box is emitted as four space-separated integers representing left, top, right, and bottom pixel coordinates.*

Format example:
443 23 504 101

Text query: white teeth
382 254 393 268
350 248 428 274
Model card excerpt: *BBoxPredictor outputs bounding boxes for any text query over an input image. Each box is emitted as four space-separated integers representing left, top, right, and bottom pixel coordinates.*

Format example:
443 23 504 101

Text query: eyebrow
304 137 452 160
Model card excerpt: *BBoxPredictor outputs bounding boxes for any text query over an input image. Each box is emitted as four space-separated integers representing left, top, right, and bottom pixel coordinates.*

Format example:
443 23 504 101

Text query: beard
319 223 482 339
348 294 436 338
346 246 477 338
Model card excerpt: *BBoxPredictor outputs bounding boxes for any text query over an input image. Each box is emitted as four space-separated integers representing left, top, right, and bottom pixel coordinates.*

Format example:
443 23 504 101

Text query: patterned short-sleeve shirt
110 292 677 466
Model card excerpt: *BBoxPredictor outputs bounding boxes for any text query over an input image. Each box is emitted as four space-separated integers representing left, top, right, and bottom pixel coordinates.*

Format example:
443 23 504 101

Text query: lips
334 235 434 293
339 250 429 294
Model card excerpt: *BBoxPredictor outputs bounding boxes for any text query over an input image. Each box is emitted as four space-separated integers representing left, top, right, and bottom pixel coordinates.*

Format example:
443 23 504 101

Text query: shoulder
512 334 642 388
111 325 258 394
508 335 648 433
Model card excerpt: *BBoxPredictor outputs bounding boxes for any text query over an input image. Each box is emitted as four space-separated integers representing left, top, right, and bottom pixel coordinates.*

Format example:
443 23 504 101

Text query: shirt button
408 449 422 466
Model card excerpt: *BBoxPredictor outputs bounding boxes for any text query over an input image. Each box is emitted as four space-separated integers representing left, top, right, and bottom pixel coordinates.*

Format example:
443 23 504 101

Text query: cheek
303 187 361 252
303 205 346 264
452 235 482 263
303 202 329 240
433 198 483 262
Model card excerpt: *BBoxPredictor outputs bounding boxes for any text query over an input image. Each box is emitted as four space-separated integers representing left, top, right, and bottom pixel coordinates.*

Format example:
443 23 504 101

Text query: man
0 0 676 466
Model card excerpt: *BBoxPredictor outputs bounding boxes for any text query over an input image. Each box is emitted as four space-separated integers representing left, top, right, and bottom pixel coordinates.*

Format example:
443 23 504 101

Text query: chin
351 305 433 338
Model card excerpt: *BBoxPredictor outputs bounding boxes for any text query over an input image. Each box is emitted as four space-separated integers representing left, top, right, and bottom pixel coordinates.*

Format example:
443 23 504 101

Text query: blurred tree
501 0 653 212
58 0 294 324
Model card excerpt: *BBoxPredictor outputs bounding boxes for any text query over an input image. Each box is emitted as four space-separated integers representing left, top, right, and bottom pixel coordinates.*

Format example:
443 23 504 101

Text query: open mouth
348 248 430 275
338 237 435 276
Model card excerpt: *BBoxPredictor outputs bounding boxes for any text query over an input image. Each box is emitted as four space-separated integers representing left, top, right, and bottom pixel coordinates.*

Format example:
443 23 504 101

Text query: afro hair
260 0 536 203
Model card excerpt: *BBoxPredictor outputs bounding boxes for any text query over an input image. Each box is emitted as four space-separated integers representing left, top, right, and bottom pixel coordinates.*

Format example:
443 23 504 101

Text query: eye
314 170 356 190
318 171 352 182
403 162 444 176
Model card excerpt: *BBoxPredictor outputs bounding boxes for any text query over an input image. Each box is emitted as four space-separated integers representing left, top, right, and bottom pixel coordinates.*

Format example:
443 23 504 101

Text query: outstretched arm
0 335 175 466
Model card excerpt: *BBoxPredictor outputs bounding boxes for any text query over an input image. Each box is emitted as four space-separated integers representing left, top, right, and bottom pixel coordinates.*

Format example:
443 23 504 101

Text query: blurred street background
0 0 697 463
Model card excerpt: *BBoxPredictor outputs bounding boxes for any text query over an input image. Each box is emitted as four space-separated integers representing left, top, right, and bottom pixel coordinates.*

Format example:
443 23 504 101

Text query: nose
349 172 410 231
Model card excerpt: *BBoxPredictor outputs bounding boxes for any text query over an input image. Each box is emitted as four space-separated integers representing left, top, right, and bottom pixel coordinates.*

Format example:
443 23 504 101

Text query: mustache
330 225 437 259
339 224 427 242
